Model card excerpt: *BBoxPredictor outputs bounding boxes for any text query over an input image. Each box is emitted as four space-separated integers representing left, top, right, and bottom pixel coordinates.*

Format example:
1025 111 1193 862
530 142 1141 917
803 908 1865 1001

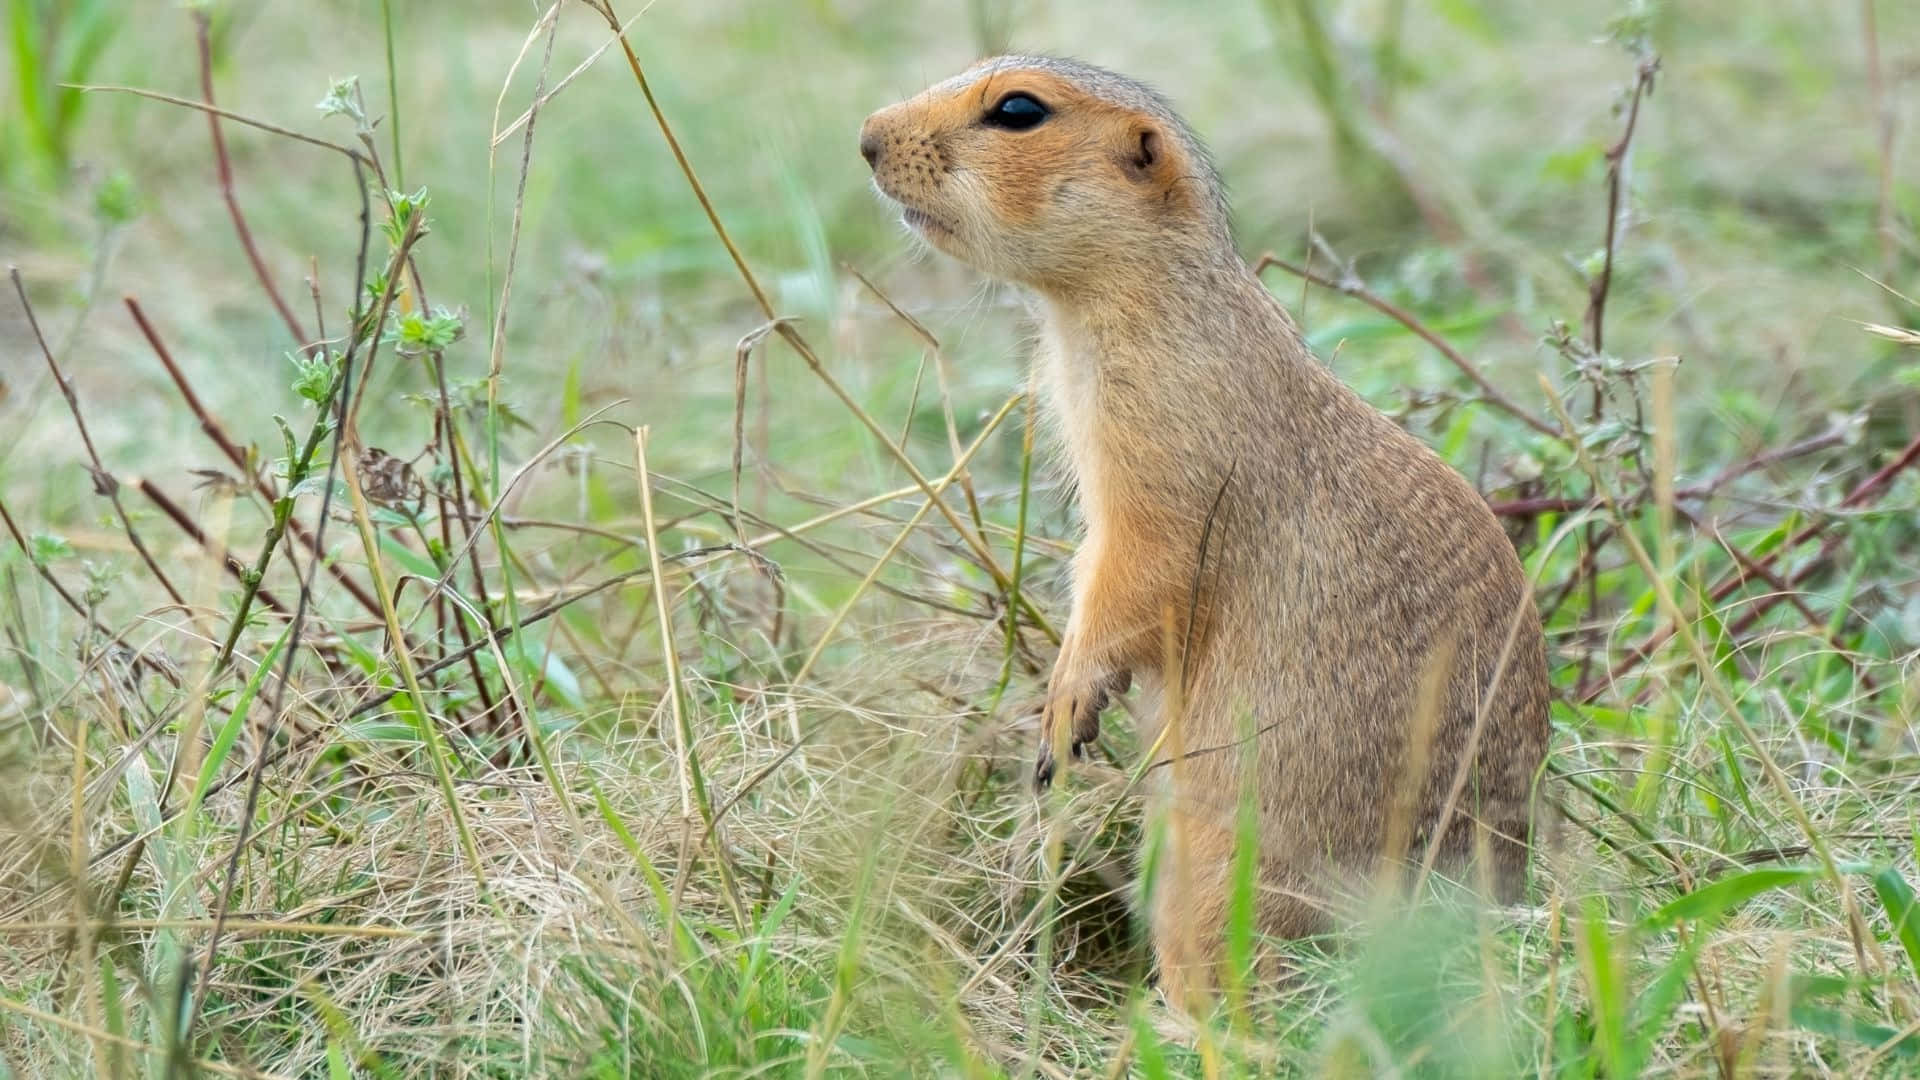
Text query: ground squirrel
860 56 1550 1006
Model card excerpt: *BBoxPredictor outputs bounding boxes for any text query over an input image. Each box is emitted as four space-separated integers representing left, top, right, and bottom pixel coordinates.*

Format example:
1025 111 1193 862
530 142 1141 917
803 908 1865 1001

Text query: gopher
860 55 1549 1007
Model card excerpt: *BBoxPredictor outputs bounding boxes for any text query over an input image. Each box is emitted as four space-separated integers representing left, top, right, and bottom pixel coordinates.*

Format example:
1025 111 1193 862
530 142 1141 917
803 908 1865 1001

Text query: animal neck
1032 248 1309 397
1028 246 1323 527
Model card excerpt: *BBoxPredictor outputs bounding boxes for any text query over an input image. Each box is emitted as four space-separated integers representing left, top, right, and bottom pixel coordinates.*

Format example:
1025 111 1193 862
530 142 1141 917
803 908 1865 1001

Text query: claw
1035 668 1131 793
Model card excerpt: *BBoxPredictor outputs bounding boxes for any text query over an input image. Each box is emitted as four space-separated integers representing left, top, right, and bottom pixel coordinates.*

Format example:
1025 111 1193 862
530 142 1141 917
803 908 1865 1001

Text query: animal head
859 56 1230 294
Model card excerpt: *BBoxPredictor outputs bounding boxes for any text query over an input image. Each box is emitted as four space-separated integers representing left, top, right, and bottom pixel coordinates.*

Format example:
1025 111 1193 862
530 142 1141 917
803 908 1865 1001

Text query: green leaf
1871 867 1920 977
1714 730 1757 820
1627 922 1709 1075
1541 143 1603 185
340 719 420 744
1431 0 1497 40
1694 599 1740 684
1224 716 1260 1012
536 650 585 711
317 75 366 123
1640 866 1825 932
93 168 138 224
8 0 51 160
1788 997 1920 1059
375 532 441 580
28 532 73 565
291 349 338 404
733 874 804 1027
385 306 464 356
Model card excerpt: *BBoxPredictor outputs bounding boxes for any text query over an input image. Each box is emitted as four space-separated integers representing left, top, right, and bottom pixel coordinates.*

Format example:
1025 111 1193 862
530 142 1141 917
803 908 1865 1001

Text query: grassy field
3 0 1919 1075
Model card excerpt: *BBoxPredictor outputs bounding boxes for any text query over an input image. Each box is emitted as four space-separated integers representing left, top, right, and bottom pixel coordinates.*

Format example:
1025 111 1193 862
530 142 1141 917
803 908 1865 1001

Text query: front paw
1033 668 1131 792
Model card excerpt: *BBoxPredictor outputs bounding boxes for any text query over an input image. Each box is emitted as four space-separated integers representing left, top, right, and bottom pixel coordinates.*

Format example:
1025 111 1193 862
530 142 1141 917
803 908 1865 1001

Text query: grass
2 0 1919 1076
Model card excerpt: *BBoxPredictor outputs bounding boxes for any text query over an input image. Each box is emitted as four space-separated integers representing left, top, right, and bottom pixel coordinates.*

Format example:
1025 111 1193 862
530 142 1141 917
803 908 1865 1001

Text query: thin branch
72 84 371 165
10 268 186 608
1253 252 1563 438
191 11 311 354
135 481 290 615
123 297 384 620
1578 428 1920 702
1585 57 1660 353
584 0 1057 646
428 350 508 742
484 0 559 383
731 319 790 545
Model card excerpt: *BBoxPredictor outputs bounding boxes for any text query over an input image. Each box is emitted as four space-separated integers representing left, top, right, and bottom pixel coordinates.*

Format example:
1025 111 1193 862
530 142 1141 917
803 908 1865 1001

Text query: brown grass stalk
636 425 748 934
136 480 291 616
1585 57 1659 353
191 11 310 354
12 269 186 608
586 0 1058 645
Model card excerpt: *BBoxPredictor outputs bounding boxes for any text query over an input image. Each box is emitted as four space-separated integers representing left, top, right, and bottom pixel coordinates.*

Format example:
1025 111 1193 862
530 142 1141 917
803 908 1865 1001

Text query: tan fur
861 56 1550 1009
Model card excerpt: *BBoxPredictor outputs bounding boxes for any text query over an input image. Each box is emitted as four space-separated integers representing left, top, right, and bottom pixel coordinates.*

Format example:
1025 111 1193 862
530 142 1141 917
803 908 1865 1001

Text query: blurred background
3 1 1918 1076
5 0 1913 499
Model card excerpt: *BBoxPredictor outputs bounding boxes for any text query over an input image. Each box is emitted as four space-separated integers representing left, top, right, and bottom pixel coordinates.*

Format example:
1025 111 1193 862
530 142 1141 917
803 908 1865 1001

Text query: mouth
871 177 960 247
899 206 954 239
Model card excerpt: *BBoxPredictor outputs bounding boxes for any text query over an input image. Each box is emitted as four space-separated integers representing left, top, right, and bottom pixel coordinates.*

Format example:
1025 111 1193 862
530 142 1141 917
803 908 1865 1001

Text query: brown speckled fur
861 56 1550 1010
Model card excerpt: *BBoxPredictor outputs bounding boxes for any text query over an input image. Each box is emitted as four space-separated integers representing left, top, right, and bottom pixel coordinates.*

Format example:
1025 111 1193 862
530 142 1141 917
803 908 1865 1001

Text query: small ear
1121 127 1161 182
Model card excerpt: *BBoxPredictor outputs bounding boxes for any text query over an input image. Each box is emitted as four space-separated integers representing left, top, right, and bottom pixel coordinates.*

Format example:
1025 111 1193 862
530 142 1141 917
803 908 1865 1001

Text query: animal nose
859 131 881 170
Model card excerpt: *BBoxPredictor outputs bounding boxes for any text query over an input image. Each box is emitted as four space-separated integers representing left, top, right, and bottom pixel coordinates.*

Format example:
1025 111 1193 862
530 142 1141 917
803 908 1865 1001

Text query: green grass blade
1132 999 1173 1080
1870 867 1920 976
1576 897 1629 1079
184 622 292 830
1639 866 1825 932
7 0 51 160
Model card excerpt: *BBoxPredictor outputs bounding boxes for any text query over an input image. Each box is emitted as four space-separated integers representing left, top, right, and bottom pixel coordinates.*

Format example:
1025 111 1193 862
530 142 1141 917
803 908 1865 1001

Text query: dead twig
10 268 186 608
192 11 311 355
1581 429 1920 702
135 480 290 615
1253 252 1563 439
584 0 1058 647
1585 57 1659 353
73 84 372 167
122 298 384 621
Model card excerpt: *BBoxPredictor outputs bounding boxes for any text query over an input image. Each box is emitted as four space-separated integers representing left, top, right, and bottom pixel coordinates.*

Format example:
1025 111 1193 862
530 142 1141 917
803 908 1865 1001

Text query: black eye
984 93 1050 131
